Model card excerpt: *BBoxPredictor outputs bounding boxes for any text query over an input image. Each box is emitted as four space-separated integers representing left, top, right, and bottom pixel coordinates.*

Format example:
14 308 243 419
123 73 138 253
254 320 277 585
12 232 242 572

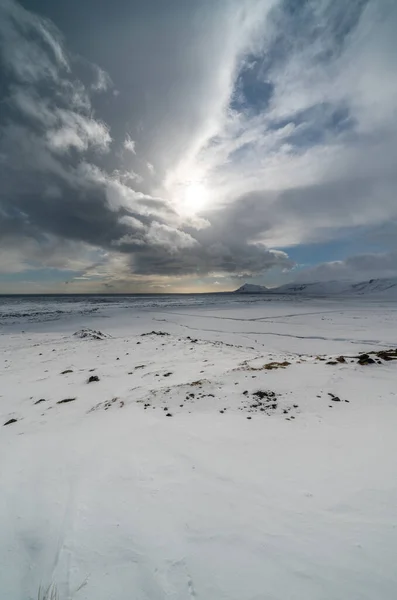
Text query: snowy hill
234 283 268 293
350 277 397 296
275 278 397 298
234 278 397 298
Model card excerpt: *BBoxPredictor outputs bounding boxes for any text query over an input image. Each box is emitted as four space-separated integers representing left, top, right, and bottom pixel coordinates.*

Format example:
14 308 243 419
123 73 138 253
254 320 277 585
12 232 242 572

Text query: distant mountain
274 281 350 296
350 278 397 296
234 283 268 293
275 278 397 297
233 278 397 298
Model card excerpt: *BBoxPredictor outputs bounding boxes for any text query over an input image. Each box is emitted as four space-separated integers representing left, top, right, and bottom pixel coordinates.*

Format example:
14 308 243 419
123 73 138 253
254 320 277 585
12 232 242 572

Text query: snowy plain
1 294 397 600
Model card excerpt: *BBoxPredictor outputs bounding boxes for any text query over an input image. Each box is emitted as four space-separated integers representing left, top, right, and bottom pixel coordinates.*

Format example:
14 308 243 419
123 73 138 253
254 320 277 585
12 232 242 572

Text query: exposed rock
3 418 17 426
57 398 76 404
34 399 46 405
358 355 375 365
246 360 291 372
60 369 73 375
253 390 276 400
73 329 110 340
336 356 346 363
263 361 291 370
90 398 121 413
376 349 397 361
88 375 100 383
141 331 170 337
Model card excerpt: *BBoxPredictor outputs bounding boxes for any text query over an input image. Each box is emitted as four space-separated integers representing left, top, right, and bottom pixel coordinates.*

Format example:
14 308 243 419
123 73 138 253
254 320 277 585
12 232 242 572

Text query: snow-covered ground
1 296 397 600
235 277 397 298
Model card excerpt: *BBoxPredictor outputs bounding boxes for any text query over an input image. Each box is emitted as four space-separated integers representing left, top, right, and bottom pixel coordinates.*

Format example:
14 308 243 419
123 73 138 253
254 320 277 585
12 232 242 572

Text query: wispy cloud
123 135 136 154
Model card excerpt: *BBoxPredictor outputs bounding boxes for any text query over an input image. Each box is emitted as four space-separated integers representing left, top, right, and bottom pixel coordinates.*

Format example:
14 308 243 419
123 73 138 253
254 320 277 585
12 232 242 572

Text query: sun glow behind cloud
179 180 210 215
164 162 212 217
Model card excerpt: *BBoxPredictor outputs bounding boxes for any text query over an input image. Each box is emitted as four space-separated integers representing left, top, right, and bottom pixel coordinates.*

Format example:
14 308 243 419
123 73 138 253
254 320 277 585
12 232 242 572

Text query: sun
183 181 209 213
164 167 211 216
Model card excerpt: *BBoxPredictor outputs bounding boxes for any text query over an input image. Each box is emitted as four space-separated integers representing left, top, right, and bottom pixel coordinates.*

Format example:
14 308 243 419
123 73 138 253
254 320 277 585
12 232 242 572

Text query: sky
0 0 397 293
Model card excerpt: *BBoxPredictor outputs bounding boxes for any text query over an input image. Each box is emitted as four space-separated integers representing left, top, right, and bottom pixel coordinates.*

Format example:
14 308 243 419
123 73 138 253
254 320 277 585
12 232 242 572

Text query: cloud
91 65 112 93
295 251 397 283
0 0 294 284
0 0 69 83
145 223 198 252
1 0 396 289
0 1 200 270
163 0 397 248
0 232 104 276
130 238 292 278
123 135 136 154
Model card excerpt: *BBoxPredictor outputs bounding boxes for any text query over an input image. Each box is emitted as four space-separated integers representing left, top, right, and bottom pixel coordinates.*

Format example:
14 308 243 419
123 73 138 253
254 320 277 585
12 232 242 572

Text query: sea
0 293 282 327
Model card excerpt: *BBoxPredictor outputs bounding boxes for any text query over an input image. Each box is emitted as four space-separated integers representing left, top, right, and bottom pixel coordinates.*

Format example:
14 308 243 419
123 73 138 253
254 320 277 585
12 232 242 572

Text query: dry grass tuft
38 584 59 600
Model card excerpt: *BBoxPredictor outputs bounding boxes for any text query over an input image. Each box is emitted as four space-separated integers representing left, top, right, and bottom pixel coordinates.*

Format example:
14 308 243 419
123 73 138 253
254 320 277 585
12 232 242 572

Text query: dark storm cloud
0 0 293 279
131 238 291 278
0 0 193 261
